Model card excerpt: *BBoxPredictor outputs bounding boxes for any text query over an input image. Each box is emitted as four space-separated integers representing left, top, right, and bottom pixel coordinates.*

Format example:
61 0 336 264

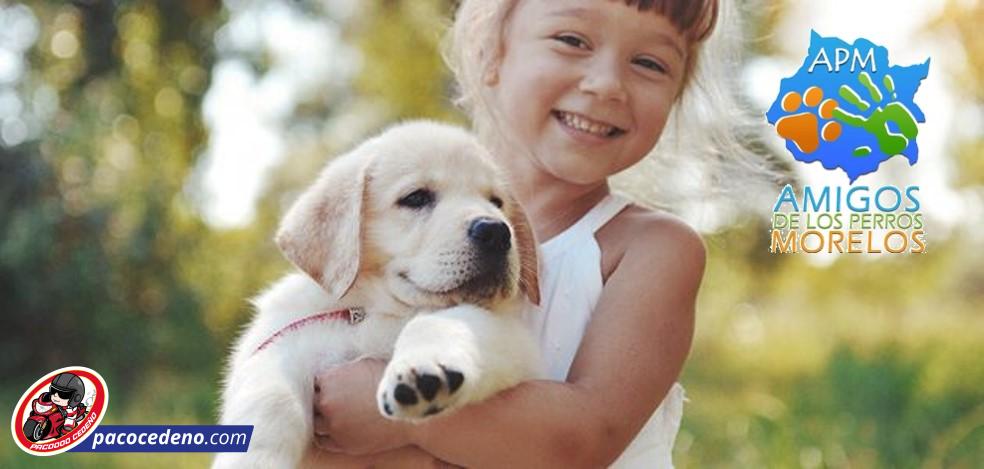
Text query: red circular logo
10 366 109 456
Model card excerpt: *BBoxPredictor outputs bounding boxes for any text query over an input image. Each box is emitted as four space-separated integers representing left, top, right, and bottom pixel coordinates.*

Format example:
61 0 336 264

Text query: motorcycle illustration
23 397 88 442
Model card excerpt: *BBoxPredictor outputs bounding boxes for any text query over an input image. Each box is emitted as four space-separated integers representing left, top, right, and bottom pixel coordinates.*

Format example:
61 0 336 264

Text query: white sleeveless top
525 193 686 469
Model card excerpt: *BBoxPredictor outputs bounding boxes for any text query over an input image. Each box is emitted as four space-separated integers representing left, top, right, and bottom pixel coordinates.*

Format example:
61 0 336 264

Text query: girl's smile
552 110 626 141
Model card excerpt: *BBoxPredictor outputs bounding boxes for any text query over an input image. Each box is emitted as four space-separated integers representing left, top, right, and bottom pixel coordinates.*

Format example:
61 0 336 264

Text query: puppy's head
275 120 539 311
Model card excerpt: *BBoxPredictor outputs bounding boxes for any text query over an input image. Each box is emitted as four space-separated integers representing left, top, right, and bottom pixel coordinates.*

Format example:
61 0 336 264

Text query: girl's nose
578 55 628 103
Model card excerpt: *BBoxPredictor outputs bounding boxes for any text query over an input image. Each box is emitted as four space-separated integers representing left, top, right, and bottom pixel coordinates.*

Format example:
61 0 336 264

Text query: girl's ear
481 40 505 86
483 61 500 86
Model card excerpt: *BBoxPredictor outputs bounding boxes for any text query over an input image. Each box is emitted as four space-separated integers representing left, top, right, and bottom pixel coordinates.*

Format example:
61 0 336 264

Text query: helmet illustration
49 373 85 407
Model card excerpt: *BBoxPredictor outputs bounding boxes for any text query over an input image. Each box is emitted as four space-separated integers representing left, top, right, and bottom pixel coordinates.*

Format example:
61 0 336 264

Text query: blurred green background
1 0 981 467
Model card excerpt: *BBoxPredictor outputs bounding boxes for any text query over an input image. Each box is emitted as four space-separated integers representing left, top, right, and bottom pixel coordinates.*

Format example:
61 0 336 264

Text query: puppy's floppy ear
506 196 540 305
275 149 372 302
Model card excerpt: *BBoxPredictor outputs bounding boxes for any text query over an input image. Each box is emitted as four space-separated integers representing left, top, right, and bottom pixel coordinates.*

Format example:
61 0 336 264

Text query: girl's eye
552 34 589 50
397 189 435 209
633 57 668 75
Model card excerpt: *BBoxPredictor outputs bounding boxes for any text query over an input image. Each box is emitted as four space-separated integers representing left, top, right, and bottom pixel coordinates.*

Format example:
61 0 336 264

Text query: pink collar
252 307 365 356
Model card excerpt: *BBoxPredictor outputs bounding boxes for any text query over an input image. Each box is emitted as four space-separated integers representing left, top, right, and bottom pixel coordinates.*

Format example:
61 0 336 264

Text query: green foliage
353 0 461 122
680 222 984 468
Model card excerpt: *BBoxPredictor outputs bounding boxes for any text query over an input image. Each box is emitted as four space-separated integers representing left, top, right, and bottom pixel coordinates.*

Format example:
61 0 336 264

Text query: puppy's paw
377 351 472 421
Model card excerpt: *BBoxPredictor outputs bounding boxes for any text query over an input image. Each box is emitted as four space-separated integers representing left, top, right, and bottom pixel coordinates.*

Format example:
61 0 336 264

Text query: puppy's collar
252 307 366 356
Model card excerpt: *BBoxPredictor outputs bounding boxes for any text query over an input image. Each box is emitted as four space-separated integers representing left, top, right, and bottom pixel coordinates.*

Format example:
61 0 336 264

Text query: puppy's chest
283 313 411 367
348 313 412 358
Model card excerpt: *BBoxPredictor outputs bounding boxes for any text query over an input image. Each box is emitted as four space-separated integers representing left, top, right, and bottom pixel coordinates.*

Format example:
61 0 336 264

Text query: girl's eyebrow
546 7 685 60
643 33 685 60
547 7 595 20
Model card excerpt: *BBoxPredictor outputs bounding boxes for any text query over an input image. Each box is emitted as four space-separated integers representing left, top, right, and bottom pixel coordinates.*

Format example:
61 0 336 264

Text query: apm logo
766 31 930 183
766 32 930 255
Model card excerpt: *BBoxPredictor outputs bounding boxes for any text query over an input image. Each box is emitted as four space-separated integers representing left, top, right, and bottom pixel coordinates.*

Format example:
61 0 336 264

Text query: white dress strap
541 193 631 255
581 193 632 234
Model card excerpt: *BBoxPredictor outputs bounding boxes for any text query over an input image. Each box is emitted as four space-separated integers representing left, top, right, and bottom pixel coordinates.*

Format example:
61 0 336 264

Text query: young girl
308 0 773 466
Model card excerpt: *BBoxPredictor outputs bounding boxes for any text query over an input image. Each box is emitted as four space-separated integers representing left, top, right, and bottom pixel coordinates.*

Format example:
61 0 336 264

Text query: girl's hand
312 358 414 455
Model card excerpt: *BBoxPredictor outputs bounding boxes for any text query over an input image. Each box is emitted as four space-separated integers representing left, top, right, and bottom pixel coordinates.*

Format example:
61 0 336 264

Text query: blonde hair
444 0 789 226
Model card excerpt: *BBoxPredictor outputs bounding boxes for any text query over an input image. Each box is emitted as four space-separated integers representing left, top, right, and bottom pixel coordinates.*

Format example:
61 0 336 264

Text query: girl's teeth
560 112 615 137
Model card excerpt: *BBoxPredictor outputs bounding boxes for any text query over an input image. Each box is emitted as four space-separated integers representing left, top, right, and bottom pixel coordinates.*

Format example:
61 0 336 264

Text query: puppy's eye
489 196 504 209
397 189 435 209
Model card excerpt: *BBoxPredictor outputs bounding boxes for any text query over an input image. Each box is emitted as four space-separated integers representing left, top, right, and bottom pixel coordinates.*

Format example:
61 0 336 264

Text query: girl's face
489 0 687 185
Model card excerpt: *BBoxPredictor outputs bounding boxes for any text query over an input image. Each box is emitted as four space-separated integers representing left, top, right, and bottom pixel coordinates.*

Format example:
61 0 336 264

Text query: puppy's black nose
468 217 511 254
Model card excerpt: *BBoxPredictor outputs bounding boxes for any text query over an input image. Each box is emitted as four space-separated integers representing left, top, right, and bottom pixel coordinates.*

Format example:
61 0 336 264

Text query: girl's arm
408 218 706 468
313 217 704 467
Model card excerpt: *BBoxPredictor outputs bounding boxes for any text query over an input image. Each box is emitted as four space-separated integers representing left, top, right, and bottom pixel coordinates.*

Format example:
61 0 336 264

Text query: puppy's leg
213 354 311 469
377 305 539 421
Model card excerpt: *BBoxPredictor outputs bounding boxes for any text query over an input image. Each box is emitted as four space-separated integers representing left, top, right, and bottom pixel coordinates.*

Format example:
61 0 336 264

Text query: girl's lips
552 110 627 144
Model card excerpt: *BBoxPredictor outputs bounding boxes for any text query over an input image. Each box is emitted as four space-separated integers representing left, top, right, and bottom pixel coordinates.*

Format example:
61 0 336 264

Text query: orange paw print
775 86 841 154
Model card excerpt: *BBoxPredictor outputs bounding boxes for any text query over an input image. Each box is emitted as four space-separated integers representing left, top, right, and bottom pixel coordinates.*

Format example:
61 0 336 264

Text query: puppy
214 121 540 468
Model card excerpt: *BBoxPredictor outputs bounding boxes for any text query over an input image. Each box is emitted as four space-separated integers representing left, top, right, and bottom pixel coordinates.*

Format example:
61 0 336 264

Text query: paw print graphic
774 86 842 154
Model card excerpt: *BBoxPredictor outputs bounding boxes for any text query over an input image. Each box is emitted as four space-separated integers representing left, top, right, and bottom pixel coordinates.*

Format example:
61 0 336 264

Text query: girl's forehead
510 0 686 45
508 0 713 45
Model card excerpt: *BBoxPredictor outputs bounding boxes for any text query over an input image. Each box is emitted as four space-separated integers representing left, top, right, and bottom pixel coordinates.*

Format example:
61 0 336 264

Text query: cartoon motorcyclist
30 372 88 435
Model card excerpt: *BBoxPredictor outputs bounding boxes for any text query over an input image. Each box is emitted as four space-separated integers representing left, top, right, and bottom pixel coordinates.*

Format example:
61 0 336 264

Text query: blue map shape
765 31 930 183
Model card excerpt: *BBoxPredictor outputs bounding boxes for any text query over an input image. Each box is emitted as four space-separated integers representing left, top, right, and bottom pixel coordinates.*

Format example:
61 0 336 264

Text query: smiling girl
308 0 772 467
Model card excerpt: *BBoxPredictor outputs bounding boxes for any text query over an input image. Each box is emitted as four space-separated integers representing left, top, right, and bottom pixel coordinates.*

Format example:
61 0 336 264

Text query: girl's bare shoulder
597 204 706 282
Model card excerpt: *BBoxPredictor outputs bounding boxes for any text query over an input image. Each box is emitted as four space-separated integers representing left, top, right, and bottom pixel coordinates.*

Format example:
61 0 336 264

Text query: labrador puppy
214 121 540 468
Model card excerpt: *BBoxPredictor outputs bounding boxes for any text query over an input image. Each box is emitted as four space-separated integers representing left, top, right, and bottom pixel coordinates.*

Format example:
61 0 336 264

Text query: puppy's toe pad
378 360 468 421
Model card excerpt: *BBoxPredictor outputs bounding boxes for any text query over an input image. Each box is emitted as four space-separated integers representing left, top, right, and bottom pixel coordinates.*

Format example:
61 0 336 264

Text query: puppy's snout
468 217 511 254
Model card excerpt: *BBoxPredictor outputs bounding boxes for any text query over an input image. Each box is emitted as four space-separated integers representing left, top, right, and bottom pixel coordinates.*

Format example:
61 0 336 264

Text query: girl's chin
535 154 611 187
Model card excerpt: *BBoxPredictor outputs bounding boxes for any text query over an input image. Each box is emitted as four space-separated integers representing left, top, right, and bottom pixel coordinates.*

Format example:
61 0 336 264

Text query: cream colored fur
214 121 540 468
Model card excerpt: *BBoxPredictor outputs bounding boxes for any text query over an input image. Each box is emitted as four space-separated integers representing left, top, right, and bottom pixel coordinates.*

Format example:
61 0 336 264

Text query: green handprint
832 71 919 157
